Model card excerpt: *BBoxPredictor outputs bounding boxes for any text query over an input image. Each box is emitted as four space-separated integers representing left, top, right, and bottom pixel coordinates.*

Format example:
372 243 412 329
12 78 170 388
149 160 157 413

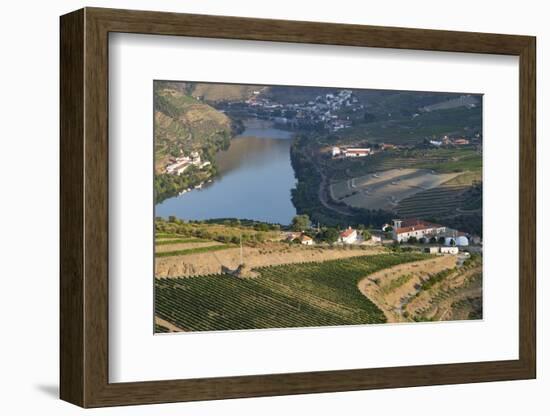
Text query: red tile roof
340 228 356 238
395 219 444 234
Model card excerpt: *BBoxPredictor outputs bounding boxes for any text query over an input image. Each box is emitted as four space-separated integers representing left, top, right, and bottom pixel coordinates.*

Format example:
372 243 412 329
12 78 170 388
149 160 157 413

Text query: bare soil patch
155 243 385 278
155 316 186 332
358 255 457 323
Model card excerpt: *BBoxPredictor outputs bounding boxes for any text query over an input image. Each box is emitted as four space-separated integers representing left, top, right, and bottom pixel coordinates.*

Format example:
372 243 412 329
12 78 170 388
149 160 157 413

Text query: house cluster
390 218 469 246
165 151 211 175
240 89 362 133
429 135 473 148
284 226 365 246
331 146 372 158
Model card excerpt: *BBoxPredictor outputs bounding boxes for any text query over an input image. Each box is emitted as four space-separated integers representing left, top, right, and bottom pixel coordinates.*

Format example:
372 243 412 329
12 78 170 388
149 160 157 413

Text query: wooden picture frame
60 7 536 408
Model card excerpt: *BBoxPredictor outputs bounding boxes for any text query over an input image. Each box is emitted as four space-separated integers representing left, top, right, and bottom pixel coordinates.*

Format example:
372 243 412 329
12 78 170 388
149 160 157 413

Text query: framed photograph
60 7 536 408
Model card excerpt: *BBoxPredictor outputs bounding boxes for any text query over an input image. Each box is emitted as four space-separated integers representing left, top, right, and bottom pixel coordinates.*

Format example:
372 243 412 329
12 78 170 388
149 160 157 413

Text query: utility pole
240 231 243 266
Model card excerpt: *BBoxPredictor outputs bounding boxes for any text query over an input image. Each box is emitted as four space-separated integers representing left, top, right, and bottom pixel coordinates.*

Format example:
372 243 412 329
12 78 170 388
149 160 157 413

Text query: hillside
154 83 233 170
191 83 264 102
154 82 234 202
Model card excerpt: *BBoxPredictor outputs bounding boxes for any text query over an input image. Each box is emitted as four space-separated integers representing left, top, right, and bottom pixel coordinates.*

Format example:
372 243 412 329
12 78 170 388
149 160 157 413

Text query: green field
155 238 210 245
155 253 426 332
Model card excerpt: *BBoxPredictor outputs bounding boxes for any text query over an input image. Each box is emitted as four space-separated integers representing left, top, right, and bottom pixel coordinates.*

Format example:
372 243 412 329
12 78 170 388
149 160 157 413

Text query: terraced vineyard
395 184 470 218
155 253 426 332
327 148 480 180
360 254 483 323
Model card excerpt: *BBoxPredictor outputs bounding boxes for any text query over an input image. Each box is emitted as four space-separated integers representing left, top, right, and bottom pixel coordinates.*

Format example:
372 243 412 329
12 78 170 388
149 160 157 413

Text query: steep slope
154 82 234 203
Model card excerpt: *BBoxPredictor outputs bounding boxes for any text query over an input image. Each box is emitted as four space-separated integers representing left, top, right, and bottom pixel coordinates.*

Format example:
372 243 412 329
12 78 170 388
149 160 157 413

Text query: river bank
155 119 298 225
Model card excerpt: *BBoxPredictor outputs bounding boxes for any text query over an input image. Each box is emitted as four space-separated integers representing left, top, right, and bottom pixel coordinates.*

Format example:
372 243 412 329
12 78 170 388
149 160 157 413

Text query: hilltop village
216 89 358 133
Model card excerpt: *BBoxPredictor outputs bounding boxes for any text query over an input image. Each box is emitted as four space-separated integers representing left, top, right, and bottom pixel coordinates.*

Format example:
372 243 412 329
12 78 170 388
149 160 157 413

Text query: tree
408 236 417 244
319 227 339 244
429 236 437 244
291 214 310 231
362 229 372 241
438 236 446 245
255 223 270 232
450 238 456 246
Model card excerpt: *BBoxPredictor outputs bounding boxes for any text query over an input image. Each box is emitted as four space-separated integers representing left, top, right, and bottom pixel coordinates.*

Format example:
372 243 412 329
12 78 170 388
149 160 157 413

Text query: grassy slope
155 253 426 331
155 218 281 245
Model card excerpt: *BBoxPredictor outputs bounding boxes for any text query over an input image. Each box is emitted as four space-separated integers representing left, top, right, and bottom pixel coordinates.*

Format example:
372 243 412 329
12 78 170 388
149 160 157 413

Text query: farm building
370 235 382 243
300 235 314 246
343 148 371 157
339 227 358 244
440 246 459 254
452 138 470 145
392 219 446 243
424 246 459 255
392 218 470 246
285 232 302 242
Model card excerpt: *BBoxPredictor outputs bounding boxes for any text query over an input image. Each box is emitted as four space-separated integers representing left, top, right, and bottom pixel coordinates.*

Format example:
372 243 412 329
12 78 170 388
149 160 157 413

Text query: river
155 119 297 225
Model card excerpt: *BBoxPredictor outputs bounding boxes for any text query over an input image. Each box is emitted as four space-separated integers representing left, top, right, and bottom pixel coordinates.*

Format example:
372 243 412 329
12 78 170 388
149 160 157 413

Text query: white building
300 235 314 246
339 227 357 244
343 148 371 157
165 158 191 175
332 146 341 157
440 246 459 254
392 219 446 243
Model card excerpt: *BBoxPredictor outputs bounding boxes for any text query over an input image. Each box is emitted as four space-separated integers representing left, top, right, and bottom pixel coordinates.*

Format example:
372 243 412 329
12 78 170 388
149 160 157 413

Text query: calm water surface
155 119 297 225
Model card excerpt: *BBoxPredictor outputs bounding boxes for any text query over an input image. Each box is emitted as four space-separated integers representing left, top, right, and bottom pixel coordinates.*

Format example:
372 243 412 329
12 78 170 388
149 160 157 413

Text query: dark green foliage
291 214 310 231
317 227 340 243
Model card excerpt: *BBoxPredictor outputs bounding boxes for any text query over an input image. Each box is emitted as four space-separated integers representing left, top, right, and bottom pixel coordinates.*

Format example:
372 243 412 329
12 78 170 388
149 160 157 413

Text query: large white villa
391 218 469 246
